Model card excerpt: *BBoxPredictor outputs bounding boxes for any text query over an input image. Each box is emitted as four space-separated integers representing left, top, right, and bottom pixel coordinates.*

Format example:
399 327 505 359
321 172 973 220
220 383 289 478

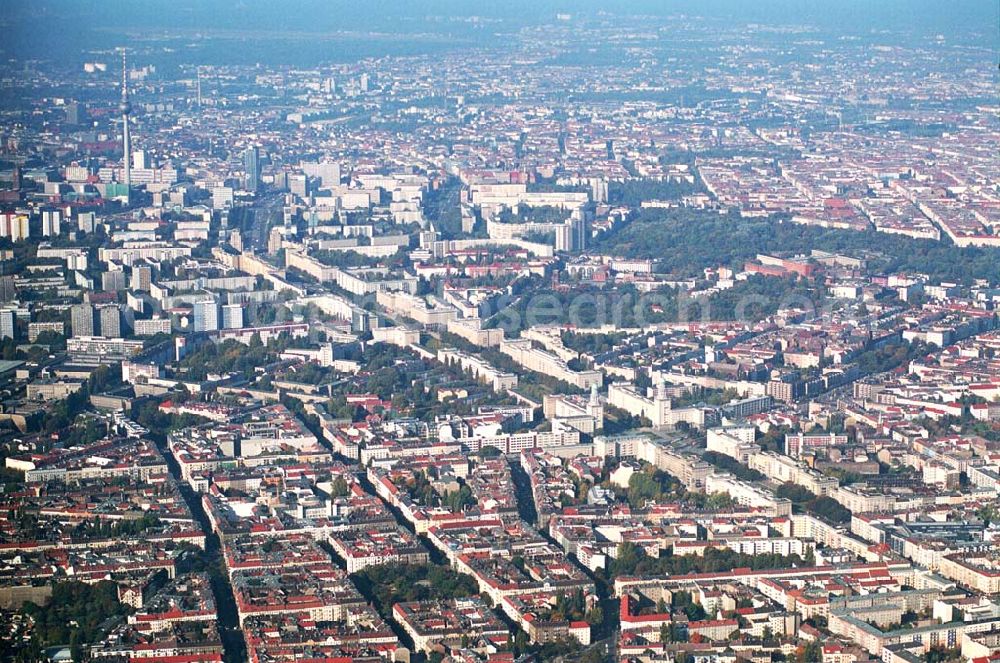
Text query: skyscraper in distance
0 307 15 340
130 264 152 292
193 299 219 332
41 209 61 237
99 305 122 338
71 303 95 337
64 102 81 125
0 276 15 303
244 145 260 192
77 211 96 234
132 150 150 169
222 303 244 329
102 269 126 292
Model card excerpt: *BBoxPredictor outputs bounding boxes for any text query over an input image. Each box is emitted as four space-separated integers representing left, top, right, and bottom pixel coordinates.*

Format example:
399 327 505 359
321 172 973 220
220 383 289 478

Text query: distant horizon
3 0 997 67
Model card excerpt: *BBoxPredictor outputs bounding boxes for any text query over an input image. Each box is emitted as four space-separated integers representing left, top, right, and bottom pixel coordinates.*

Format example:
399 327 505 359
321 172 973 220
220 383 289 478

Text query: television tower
119 47 132 204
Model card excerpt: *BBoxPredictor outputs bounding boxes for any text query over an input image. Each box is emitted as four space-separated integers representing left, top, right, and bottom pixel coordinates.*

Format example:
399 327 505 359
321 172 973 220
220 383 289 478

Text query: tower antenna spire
121 47 128 101
119 46 133 204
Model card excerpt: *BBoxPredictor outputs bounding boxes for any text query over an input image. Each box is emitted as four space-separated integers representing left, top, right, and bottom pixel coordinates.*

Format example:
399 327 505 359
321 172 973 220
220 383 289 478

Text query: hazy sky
2 1 996 66
6 0 991 28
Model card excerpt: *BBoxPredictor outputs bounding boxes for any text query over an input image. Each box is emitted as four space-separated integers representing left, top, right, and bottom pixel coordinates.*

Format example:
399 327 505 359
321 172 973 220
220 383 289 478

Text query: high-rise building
301 161 341 188
289 174 308 199
267 227 284 255
590 178 608 203
77 211 96 234
132 150 150 169
71 303 95 337
103 269 126 292
125 291 146 316
41 209 61 237
0 214 28 242
271 171 288 191
555 224 572 252
0 276 16 302
244 145 260 192
212 186 234 209
0 307 15 340
228 229 243 252
99 305 122 338
193 299 219 332
221 303 244 329
64 102 82 125
571 215 588 251
130 264 152 292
